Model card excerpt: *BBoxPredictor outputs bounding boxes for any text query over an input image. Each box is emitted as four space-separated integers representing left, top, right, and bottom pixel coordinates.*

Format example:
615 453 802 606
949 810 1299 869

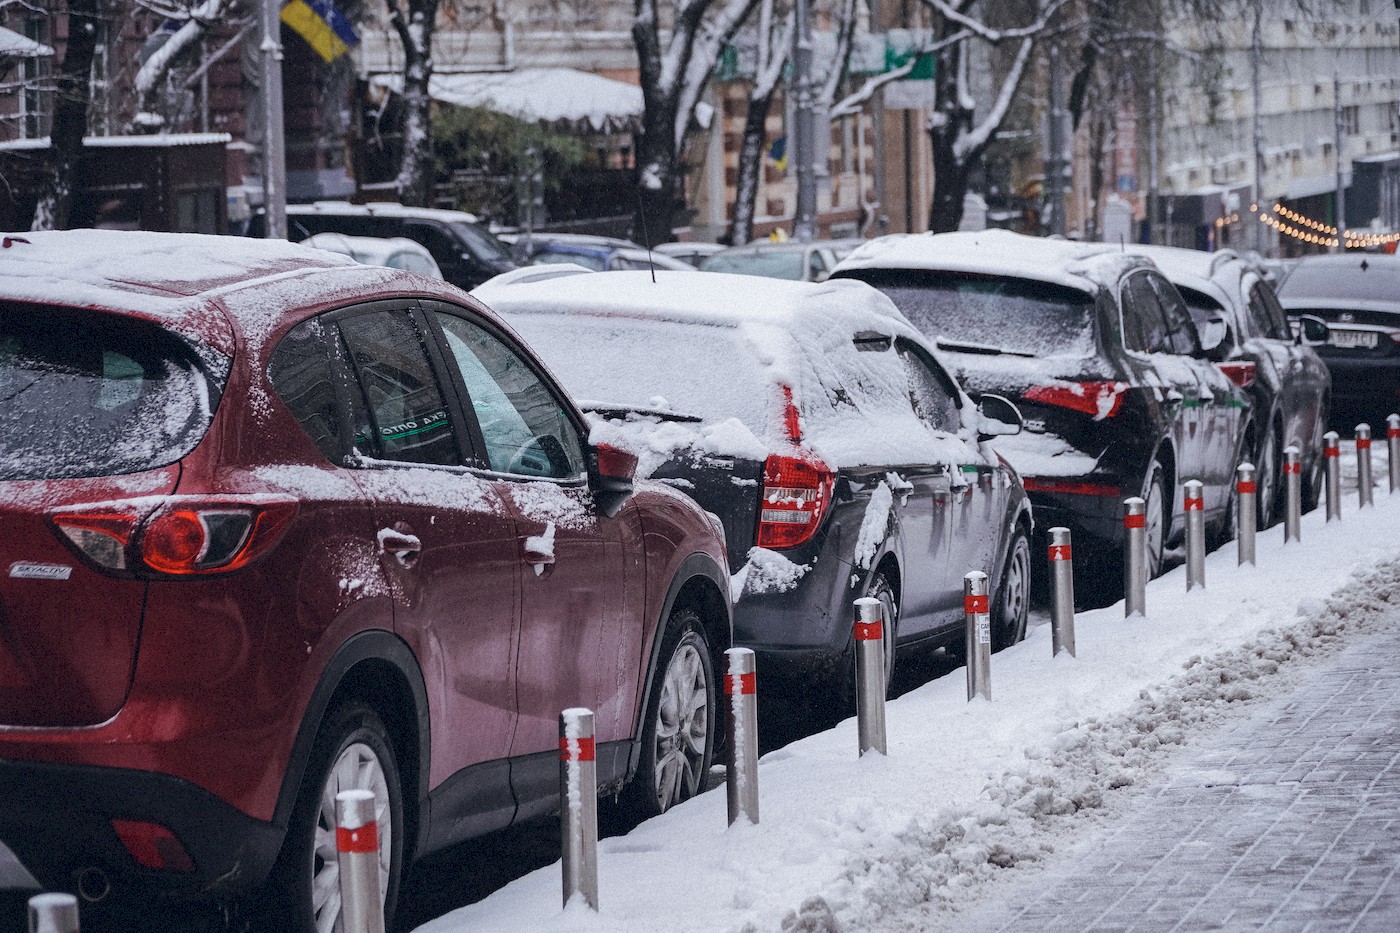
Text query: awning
0 25 54 58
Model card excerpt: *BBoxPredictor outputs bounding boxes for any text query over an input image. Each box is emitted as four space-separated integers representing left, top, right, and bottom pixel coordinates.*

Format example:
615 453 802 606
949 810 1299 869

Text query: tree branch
830 28 970 119
952 34 1034 160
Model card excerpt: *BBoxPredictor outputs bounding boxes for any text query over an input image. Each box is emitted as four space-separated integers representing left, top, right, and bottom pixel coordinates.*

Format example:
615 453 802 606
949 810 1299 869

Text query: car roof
289 200 481 225
303 232 436 263
1120 244 1239 309
1276 252 1400 310
834 229 1153 294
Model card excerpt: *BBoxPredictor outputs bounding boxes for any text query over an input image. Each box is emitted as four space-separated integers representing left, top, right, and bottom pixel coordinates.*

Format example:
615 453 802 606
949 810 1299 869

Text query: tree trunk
632 107 678 248
391 0 438 206
30 0 100 230
928 130 971 233
726 89 777 245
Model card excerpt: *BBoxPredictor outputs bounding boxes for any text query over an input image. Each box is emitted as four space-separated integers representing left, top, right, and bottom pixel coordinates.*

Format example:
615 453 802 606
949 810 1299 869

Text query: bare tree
387 0 438 205
128 0 242 128
29 0 99 229
725 0 792 245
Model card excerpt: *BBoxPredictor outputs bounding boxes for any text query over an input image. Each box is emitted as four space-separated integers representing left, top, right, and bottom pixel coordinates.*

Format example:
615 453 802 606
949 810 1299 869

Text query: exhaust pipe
75 866 110 904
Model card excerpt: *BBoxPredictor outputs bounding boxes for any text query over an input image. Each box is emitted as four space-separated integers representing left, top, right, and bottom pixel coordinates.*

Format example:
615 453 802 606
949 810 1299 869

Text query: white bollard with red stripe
1356 424 1374 507
28 893 79 933
1184 479 1205 590
725 647 759 825
1123 497 1147 617
964 572 991 701
1236 463 1256 566
1387 414 1400 494
1283 446 1302 542
853 597 887 755
335 789 385 933
560 708 598 910
1048 528 1076 657
1324 431 1342 521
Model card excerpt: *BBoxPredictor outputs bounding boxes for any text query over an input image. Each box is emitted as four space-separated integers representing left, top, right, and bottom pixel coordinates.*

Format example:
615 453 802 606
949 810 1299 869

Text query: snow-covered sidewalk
416 481 1400 933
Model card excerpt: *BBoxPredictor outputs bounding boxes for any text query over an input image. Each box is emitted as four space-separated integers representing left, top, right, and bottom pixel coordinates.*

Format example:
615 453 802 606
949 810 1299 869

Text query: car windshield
0 304 226 480
1280 260 1400 304
701 250 805 280
848 270 1098 357
450 221 514 264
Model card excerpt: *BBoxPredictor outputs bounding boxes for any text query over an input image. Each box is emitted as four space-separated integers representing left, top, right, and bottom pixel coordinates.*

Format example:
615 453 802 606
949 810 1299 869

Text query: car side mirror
1296 314 1329 347
588 442 638 517
1196 316 1230 361
976 394 1023 440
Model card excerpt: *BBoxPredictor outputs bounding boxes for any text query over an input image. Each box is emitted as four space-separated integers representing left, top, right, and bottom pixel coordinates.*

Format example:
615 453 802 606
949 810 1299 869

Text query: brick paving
959 617 1400 933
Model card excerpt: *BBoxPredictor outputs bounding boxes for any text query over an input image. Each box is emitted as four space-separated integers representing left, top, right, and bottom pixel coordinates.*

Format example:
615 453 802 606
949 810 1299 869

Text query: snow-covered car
472 270 1033 704
302 231 444 278
833 230 1255 583
0 231 731 929
653 241 728 267
699 241 841 282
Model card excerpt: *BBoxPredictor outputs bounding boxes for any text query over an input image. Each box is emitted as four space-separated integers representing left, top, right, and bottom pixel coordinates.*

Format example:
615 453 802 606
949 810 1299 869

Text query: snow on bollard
1048 528 1075 658
1236 463 1256 567
334 790 385 933
1123 497 1147 618
28 893 79 933
1324 431 1342 521
1284 446 1302 542
1356 424 1374 508
725 647 759 825
853 597 887 756
560 708 598 910
964 572 991 702
1388 414 1400 494
1184 480 1205 591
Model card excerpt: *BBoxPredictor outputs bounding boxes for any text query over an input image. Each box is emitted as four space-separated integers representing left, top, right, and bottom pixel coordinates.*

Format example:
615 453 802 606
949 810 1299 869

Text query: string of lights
1243 202 1400 249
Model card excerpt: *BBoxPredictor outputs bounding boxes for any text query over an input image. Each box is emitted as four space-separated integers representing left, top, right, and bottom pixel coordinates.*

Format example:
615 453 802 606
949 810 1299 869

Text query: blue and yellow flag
280 0 360 63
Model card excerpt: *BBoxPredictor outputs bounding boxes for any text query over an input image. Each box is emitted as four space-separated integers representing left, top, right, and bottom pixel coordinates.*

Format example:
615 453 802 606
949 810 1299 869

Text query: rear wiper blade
934 338 1036 358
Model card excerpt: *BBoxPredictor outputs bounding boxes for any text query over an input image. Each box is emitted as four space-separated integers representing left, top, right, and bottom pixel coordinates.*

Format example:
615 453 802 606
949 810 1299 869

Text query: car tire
1255 424 1280 528
621 607 716 821
992 529 1031 651
262 702 404 933
1143 461 1168 579
865 570 900 693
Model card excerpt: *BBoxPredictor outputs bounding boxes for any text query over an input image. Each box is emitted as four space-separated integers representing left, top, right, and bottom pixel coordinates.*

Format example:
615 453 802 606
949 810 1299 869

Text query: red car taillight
757 454 835 550
1216 361 1257 388
1023 381 1127 419
51 497 297 577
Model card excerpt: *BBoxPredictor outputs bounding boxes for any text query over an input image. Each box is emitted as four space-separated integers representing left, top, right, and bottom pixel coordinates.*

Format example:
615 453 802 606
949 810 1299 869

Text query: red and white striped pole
725 647 759 825
28 893 79 933
335 789 385 933
853 597 887 755
1184 479 1205 590
1283 446 1302 542
1236 463 1256 566
1356 424 1374 507
1387 414 1400 493
560 708 598 910
964 572 991 701
1324 431 1342 521
1048 528 1075 657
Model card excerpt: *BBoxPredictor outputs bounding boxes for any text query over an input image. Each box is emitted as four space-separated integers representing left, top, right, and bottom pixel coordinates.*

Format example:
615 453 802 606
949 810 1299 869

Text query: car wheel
1302 448 1324 513
264 703 403 933
992 529 1031 651
622 607 716 820
1143 462 1168 579
865 570 899 691
1255 426 1280 528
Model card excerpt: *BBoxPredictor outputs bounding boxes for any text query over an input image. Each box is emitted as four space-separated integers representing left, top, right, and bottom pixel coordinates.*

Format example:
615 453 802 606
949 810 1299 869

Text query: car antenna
636 192 657 283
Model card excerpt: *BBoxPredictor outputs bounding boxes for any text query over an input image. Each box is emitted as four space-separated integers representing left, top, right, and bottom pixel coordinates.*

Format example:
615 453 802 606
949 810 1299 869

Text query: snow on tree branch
952 34 1034 160
132 0 233 97
923 0 1072 44
830 28 970 119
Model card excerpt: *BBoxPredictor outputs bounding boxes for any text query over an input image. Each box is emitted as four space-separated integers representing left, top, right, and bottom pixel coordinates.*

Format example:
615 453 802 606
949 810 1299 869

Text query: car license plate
1329 329 1378 349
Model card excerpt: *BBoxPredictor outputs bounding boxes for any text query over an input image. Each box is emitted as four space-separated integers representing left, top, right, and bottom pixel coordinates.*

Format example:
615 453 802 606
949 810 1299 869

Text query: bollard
964 572 991 701
1048 528 1076 657
1324 430 1342 521
1356 424 1374 508
1236 463 1256 566
1123 497 1147 618
560 708 598 910
1388 414 1400 494
1184 480 1205 590
28 894 78 933
1283 446 1302 542
725 647 759 825
335 789 385 933
853 597 887 755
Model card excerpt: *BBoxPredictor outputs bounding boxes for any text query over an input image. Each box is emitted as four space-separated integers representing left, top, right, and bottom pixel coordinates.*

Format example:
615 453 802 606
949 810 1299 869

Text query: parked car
500 231 643 263
246 201 516 290
654 241 728 267
833 230 1254 581
302 232 444 278
472 270 1032 702
1275 253 1400 433
0 230 730 929
699 241 840 282
529 241 695 272
1123 245 1331 520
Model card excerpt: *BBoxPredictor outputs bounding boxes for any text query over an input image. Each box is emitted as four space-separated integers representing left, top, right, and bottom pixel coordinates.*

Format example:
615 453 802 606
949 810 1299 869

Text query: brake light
1216 361 1256 388
757 454 835 549
1024 382 1127 419
52 497 297 577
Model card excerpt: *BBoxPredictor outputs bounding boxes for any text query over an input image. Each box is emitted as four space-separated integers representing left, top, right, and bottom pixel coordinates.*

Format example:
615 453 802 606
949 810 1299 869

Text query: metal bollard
853 597 887 755
1283 446 1302 542
28 893 78 933
335 789 385 933
964 572 991 701
1236 463 1257 566
725 647 759 825
1123 497 1147 618
1356 424 1374 507
1324 430 1342 521
1048 528 1076 657
1184 480 1206 590
560 708 598 910
1388 414 1400 494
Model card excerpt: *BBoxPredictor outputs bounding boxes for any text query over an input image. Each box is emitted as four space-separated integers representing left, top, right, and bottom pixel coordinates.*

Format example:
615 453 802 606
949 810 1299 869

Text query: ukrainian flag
281 0 359 63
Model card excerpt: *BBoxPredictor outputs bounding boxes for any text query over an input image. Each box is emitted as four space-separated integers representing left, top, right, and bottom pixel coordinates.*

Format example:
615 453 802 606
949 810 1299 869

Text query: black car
472 270 1033 704
833 230 1254 582
1276 253 1400 434
246 202 516 290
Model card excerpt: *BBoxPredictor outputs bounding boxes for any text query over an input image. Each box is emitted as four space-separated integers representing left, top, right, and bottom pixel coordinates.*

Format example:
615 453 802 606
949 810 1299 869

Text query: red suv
0 231 730 928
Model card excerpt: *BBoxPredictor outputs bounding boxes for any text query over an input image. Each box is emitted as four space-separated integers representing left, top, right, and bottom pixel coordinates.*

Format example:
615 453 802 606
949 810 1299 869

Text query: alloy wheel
652 639 710 812
312 742 392 933
1144 469 1166 579
1256 428 1278 527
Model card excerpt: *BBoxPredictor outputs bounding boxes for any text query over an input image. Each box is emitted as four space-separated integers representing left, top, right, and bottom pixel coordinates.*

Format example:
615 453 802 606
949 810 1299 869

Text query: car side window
268 317 342 464
337 310 462 467
1250 281 1292 341
403 222 460 266
1122 273 1170 354
1150 275 1202 356
432 311 586 479
896 340 961 434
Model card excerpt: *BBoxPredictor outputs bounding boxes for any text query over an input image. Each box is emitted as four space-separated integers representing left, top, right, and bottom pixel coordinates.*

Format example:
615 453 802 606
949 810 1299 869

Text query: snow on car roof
834 229 1150 292
1120 244 1237 306
291 200 481 225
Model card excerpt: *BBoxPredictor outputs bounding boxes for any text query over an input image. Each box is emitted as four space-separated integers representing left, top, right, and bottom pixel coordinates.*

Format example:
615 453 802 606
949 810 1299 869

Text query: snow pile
730 547 811 602
587 414 767 481
416 484 1400 933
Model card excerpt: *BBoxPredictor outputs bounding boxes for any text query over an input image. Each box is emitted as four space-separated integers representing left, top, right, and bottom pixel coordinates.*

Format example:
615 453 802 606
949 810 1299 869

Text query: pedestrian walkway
958 616 1400 933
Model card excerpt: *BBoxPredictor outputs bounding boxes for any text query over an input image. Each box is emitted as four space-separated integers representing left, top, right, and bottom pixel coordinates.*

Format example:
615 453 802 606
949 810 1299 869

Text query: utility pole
261 0 287 239
1251 0 1266 254
792 0 816 242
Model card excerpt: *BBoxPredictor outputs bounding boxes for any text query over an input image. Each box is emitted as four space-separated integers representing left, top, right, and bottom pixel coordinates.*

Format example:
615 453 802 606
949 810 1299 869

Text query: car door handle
523 544 556 565
378 529 421 567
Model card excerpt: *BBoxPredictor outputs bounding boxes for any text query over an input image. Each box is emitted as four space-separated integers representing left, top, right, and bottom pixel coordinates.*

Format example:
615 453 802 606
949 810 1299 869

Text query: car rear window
1280 261 1400 303
848 270 1097 357
0 304 226 480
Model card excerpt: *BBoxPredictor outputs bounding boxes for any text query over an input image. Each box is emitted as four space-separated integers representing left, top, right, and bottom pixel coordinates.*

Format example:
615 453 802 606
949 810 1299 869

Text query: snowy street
416 450 1400 932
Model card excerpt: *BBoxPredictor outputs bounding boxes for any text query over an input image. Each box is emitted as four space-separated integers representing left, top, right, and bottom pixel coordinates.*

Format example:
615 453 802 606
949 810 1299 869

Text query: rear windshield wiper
934 338 1036 358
